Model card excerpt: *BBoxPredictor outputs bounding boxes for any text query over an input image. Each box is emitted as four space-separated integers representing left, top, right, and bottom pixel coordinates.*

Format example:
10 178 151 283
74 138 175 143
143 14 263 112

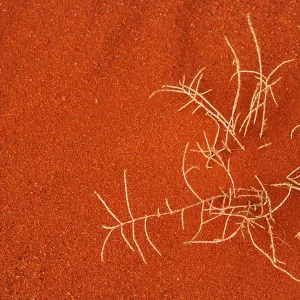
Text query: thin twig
290 125 300 139
258 143 272 149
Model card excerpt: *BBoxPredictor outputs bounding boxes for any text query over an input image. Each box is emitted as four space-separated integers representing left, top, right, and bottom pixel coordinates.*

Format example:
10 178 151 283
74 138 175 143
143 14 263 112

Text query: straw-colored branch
144 216 162 256
124 169 134 220
287 166 300 181
185 226 241 245
290 125 300 139
180 209 185 230
121 225 135 251
258 143 272 150
225 36 241 130
182 142 204 202
131 220 147 264
101 228 115 262
94 191 121 224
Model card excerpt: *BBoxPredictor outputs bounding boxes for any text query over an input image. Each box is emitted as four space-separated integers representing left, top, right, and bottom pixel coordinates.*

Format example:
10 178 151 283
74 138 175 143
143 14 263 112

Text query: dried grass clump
95 14 299 282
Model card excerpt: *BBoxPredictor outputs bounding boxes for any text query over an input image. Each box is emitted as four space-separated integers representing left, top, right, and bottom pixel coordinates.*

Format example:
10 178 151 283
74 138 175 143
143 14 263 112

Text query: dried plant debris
96 14 299 282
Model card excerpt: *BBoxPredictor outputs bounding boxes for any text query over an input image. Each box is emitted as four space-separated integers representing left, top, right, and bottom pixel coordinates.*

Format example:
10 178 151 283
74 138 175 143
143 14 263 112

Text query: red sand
1 1 300 299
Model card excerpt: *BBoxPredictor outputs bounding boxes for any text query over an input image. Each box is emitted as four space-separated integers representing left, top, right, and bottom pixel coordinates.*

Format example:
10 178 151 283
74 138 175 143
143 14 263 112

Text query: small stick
101 228 115 262
270 186 292 214
225 36 241 128
188 67 206 94
259 88 269 138
287 166 300 180
267 59 295 81
165 198 173 214
157 208 161 217
266 216 276 263
124 169 134 220
132 220 147 264
290 125 300 139
94 191 121 224
248 13 263 127
121 225 135 251
222 207 235 239
182 142 203 202
181 209 185 230
240 84 260 135
190 202 205 241
144 216 162 256
185 226 241 244
258 143 272 149
178 99 194 112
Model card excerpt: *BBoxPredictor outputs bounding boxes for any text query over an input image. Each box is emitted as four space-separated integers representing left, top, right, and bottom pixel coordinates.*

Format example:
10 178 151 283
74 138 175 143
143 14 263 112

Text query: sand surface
1 1 300 299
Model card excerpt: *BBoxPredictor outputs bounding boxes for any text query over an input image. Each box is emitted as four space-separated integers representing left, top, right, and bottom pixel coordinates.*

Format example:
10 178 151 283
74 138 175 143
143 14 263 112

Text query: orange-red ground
1 1 300 299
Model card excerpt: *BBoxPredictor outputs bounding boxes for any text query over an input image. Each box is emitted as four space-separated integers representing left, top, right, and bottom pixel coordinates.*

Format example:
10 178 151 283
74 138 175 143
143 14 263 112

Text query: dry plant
96 14 299 282
94 169 162 264
182 141 300 281
149 14 294 145
96 162 300 281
